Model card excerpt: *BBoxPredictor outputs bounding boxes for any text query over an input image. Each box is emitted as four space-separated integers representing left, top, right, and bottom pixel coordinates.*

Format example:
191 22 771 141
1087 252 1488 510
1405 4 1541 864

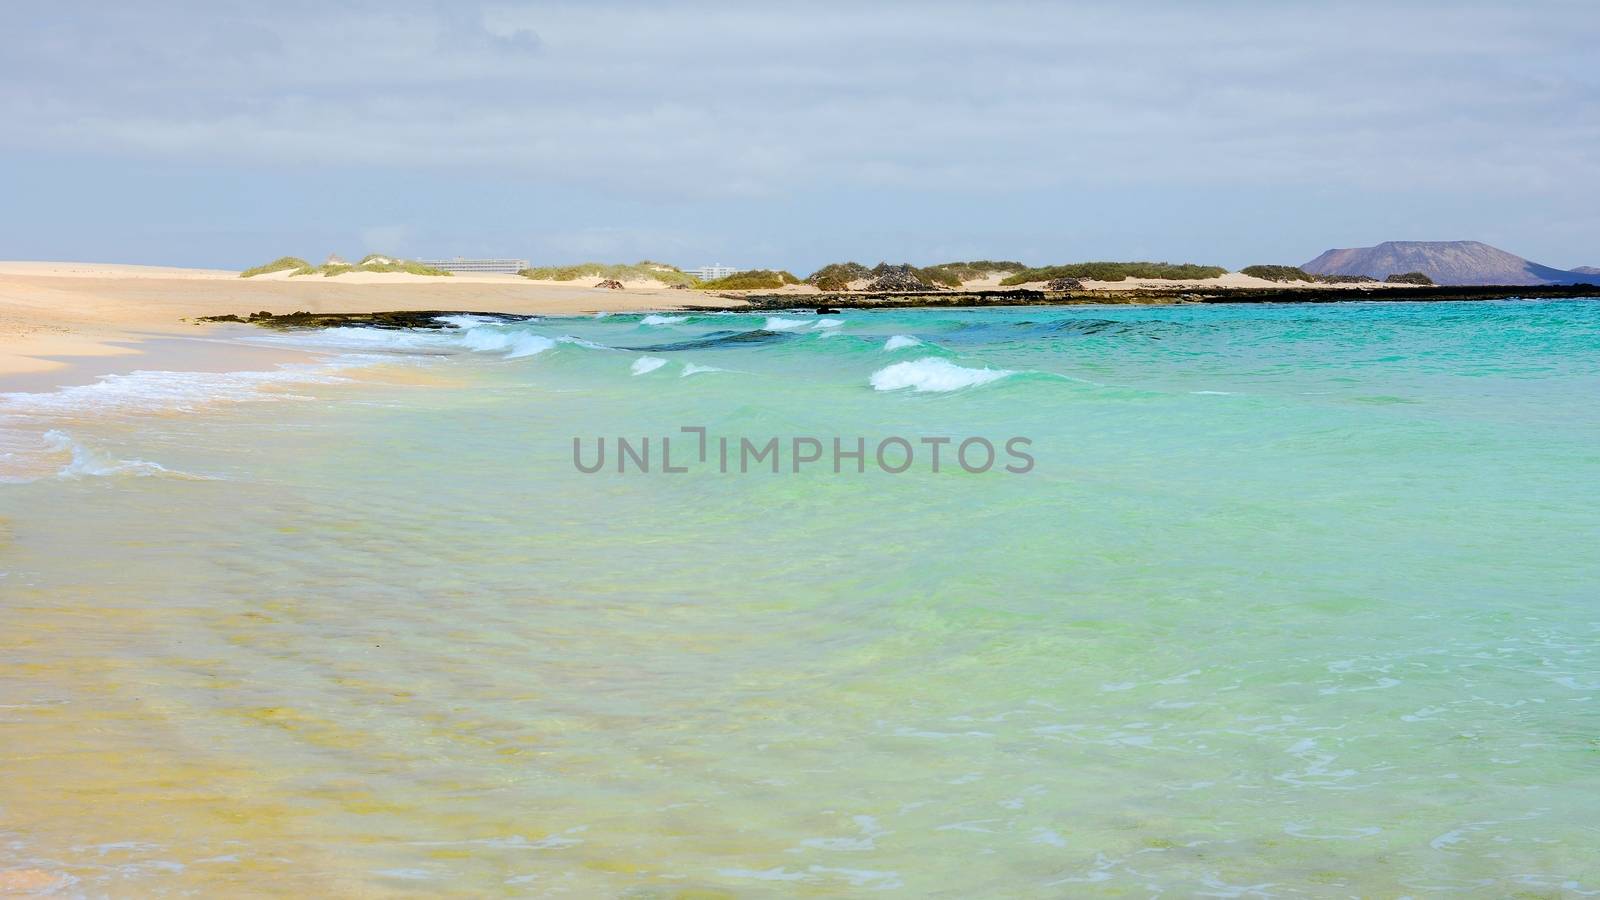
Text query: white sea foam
883 335 921 351
250 318 586 362
44 430 211 480
434 314 514 329
681 363 725 377
631 356 667 375
456 328 556 358
312 318 557 359
812 319 842 329
0 365 346 416
763 317 811 331
267 326 451 353
869 357 1013 393
640 314 687 326
0 356 370 482
556 335 614 350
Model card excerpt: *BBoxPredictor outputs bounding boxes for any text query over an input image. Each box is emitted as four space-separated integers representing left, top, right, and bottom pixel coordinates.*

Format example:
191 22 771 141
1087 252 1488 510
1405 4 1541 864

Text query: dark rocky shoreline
197 310 539 330
197 284 1600 331
728 283 1600 310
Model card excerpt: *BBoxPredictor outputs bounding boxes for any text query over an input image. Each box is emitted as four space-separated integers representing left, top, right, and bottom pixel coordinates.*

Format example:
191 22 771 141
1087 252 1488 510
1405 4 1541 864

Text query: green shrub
356 259 452 276
1000 261 1228 285
694 269 802 290
805 260 1026 291
1385 271 1434 285
1241 265 1316 282
805 262 872 290
1241 265 1385 284
243 254 453 278
923 260 1028 283
240 256 312 278
519 261 699 287
866 262 955 289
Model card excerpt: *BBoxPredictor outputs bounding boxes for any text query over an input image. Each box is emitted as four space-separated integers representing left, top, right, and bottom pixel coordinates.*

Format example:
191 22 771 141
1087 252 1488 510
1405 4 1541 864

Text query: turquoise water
3 301 1599 895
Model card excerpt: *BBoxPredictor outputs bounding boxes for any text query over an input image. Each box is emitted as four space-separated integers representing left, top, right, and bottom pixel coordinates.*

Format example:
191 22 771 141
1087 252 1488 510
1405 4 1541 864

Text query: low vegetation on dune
923 260 1027 283
239 256 313 278
1241 265 1316 283
807 262 944 291
1242 265 1380 284
867 263 939 291
695 269 802 290
914 267 960 288
804 260 1026 292
353 255 452 276
518 261 699 287
1385 271 1435 285
1001 262 1228 285
806 262 873 291
240 254 452 277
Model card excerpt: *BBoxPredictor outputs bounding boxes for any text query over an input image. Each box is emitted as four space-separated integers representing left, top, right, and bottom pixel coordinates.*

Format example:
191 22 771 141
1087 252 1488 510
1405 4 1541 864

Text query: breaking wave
621 329 801 352
869 357 1014 393
763 317 812 332
456 329 556 358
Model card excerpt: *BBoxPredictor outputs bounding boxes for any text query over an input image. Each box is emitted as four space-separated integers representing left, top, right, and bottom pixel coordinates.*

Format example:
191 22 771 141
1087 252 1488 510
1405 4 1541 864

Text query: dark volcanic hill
1302 241 1600 286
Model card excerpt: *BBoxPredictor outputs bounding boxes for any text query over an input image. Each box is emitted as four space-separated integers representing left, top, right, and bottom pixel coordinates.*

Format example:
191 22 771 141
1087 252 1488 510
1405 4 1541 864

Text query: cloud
3 1 1599 269
4 1 1598 199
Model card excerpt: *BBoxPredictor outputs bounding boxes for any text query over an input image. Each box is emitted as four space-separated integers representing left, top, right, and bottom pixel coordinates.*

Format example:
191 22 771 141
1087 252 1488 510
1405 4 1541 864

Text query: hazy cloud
3 1 1598 269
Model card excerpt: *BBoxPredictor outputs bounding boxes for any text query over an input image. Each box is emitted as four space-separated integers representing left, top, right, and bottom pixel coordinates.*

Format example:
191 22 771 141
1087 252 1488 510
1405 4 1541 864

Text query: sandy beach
0 262 730 383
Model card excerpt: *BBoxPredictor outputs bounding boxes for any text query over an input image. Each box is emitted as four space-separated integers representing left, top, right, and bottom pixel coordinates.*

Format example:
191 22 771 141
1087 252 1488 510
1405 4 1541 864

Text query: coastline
6 260 1597 393
0 262 738 386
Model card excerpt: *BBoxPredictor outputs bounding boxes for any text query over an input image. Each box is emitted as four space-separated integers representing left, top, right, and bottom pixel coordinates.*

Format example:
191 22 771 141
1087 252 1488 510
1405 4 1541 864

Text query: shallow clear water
3 301 1599 895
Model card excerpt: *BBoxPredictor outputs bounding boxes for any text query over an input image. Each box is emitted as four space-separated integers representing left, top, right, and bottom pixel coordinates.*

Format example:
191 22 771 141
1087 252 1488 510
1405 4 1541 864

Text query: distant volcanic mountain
1573 266 1600 275
1302 241 1600 286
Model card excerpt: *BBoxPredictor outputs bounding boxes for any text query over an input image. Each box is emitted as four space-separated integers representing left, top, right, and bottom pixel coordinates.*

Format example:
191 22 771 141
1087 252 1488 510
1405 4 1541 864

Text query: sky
2 1 1598 273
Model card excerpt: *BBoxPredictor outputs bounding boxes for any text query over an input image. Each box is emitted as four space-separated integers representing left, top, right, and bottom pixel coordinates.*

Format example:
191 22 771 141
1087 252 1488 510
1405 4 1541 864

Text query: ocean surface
3 301 1599 896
